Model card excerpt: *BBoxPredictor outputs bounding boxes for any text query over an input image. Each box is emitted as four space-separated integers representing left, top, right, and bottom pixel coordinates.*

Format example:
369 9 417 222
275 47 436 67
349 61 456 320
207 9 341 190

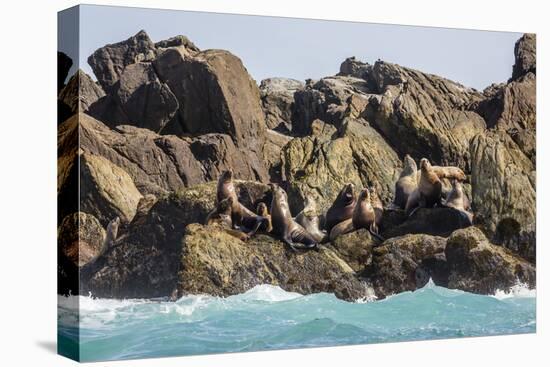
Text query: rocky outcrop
80 152 143 226
58 212 106 267
260 78 304 131
292 76 372 135
338 57 372 80
329 229 375 273
81 181 271 298
369 234 448 297
58 69 106 118
469 130 536 262
445 227 535 294
60 113 266 197
88 30 157 90
512 33 536 81
263 129 292 181
281 117 400 212
178 224 367 301
363 61 485 171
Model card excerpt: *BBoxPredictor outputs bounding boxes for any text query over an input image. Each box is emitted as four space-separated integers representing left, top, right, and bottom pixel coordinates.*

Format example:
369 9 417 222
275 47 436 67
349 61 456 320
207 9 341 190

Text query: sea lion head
339 183 356 205
419 158 432 172
220 169 233 183
358 188 371 203
403 154 418 174
256 202 268 216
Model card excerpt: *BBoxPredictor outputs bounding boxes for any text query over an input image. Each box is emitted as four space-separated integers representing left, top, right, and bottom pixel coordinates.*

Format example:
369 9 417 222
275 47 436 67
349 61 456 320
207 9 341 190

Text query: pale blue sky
59 4 523 91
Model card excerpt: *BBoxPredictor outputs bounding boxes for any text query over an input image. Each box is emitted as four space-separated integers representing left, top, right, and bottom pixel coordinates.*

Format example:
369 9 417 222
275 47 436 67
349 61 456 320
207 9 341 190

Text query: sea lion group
205 156 472 251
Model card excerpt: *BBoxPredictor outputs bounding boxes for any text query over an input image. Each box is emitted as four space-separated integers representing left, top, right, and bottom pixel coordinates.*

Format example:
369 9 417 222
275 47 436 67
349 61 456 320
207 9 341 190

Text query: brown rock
512 33 536 81
87 30 157 90
445 227 535 294
58 212 106 267
469 130 536 262
259 77 304 131
177 224 367 301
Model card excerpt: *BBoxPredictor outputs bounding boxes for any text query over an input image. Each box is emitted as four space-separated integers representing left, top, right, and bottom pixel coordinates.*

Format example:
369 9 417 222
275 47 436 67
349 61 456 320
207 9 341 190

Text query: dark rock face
58 51 73 92
470 130 535 262
112 62 179 133
88 30 157 90
179 224 368 301
445 227 535 294
154 35 200 52
382 208 473 239
369 234 448 298
512 33 536 81
58 69 106 118
260 78 304 131
329 229 375 273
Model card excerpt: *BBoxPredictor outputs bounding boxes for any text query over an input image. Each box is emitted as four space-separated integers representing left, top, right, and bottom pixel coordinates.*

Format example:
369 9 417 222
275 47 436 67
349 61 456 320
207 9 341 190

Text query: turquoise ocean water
58 281 536 362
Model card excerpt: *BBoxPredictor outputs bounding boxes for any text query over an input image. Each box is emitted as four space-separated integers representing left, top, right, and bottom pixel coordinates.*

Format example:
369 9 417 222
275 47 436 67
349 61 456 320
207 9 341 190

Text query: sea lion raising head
255 202 273 233
216 170 266 236
325 183 357 232
405 158 443 214
392 154 418 210
270 184 319 251
444 179 473 224
295 194 327 243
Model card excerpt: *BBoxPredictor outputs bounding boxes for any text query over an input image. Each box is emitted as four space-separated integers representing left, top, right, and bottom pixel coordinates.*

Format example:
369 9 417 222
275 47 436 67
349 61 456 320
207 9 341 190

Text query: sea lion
206 197 250 241
329 188 384 242
392 154 418 209
256 202 273 233
444 179 473 223
206 197 234 228
102 216 120 251
431 166 467 181
216 170 266 236
405 158 443 214
270 184 319 251
325 183 357 232
369 186 384 229
295 194 327 243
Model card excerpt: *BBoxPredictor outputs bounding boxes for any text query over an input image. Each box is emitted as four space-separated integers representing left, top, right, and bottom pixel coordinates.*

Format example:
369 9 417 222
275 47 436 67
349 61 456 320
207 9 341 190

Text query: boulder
154 48 269 180
58 212 106 267
112 62 179 132
329 229 375 273
58 69 106 118
281 117 400 212
154 35 200 53
87 30 157 90
368 234 448 298
81 181 271 298
512 33 536 81
80 151 143 226
292 76 372 135
61 113 266 196
469 130 536 262
338 56 372 80
259 77 304 131
445 227 535 294
381 208 473 239
363 61 486 171
177 224 368 301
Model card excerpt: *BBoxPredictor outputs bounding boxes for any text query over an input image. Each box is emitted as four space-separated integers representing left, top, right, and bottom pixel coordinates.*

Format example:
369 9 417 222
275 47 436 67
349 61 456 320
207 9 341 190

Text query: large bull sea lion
325 183 357 232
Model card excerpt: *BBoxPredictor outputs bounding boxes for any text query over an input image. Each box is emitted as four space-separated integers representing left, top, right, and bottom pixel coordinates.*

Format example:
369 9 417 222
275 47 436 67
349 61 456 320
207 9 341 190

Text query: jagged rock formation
59 31 536 300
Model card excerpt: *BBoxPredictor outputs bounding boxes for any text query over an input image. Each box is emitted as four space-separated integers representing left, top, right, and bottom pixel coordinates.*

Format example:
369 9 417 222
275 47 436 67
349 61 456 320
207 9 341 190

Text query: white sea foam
492 282 536 300
236 284 303 302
